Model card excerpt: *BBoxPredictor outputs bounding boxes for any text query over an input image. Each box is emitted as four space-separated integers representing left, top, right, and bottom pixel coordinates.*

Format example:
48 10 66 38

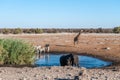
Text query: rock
48 67 51 69
43 76 51 80
55 69 61 72
81 67 87 70
56 74 59 78
81 67 87 74
17 71 22 74
66 73 72 76
0 70 4 73
103 47 110 50
112 67 118 71
105 76 108 80
112 69 118 71
91 77 98 80
34 74 39 77
74 76 79 80
19 77 27 80
0 78 2 80
106 47 110 50
79 71 83 76
42 74 51 80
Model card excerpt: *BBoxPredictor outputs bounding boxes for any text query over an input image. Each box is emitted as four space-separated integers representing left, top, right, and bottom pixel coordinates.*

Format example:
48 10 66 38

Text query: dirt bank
0 33 120 64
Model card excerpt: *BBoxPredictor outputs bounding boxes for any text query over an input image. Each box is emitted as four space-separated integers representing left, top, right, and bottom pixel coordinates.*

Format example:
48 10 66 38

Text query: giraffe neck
76 32 81 37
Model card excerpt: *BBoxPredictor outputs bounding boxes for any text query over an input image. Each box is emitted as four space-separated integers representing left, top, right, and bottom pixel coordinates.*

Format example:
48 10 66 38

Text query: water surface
35 54 111 68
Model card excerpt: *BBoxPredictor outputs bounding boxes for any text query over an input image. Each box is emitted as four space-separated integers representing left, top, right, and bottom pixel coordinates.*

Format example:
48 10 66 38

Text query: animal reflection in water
35 44 50 61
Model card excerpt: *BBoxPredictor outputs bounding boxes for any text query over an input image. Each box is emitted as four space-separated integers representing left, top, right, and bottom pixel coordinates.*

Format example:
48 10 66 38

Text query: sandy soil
0 33 120 63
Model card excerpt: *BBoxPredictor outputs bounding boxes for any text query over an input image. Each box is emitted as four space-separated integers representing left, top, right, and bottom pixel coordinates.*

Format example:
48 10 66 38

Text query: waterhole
35 54 112 68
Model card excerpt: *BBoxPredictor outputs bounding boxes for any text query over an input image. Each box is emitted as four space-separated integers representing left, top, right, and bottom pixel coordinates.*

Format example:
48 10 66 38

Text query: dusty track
0 33 120 64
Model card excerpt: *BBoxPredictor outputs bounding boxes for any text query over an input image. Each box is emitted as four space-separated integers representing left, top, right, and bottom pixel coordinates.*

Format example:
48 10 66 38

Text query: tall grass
0 39 35 65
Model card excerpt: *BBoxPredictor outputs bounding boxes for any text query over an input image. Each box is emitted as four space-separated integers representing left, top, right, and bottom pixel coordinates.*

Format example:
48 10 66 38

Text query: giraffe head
78 30 83 34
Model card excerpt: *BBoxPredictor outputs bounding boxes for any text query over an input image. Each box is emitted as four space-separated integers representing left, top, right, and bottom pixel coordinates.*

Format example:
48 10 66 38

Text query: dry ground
0 66 120 80
0 33 120 64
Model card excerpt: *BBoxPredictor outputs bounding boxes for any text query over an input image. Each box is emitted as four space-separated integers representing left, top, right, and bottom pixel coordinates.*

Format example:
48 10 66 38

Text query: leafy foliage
0 46 8 64
13 28 23 34
113 26 120 33
0 39 35 65
2 28 10 34
35 28 43 33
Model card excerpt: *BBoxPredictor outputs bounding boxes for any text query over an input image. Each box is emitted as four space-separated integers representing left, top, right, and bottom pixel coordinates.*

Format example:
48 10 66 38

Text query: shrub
35 28 43 34
0 39 35 65
13 28 23 34
2 28 10 34
23 29 32 33
96 28 103 33
113 26 120 33
0 46 8 64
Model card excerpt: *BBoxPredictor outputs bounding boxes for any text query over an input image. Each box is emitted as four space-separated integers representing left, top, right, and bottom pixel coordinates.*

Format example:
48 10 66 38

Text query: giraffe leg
74 41 76 45
77 40 79 44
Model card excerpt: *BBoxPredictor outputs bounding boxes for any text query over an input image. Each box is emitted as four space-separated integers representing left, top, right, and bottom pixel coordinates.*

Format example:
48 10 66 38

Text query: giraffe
74 30 82 45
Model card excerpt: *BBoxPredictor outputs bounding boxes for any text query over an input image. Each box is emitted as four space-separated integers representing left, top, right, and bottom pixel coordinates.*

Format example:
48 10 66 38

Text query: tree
35 28 43 34
113 26 120 33
13 28 23 34
2 28 10 34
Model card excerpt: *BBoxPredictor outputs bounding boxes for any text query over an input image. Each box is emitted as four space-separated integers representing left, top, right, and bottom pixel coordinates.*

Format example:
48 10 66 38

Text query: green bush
35 28 43 34
2 28 10 34
0 39 35 65
0 46 8 64
113 26 120 33
13 28 23 34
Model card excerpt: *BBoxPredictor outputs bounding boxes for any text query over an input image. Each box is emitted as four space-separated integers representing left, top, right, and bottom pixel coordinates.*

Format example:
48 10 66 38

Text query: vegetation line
0 26 120 34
